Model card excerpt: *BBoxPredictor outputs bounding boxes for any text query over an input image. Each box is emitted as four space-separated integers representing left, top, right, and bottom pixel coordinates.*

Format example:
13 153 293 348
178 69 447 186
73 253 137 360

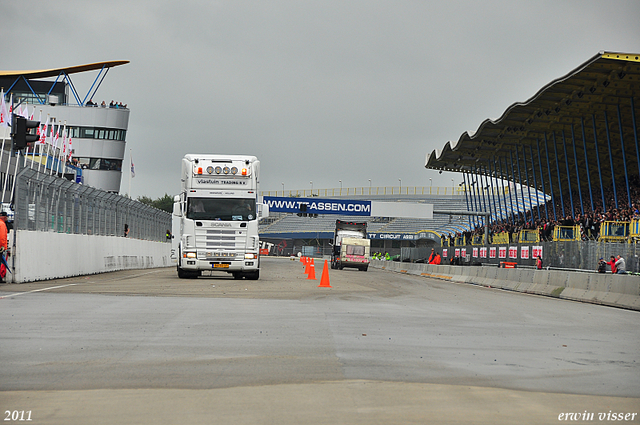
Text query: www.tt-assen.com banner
262 196 433 219
263 196 372 216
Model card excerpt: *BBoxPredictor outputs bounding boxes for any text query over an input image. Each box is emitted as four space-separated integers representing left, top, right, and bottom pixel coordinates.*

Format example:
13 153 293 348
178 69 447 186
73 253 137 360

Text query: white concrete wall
11 230 171 283
371 260 640 311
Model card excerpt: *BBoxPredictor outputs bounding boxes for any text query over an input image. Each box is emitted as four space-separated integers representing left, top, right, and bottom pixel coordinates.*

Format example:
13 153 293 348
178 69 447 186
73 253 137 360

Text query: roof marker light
197 167 203 174
242 168 247 176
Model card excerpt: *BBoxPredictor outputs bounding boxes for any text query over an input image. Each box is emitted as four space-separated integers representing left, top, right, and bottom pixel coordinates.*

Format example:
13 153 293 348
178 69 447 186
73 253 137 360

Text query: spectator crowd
444 175 640 245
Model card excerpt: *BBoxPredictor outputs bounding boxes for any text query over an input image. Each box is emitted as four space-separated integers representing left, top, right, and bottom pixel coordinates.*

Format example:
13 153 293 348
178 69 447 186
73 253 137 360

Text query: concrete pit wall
11 230 172 283
371 260 640 311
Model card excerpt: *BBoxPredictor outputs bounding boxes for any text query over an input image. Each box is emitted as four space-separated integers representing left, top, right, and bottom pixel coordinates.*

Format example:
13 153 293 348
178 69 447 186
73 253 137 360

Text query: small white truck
331 219 370 271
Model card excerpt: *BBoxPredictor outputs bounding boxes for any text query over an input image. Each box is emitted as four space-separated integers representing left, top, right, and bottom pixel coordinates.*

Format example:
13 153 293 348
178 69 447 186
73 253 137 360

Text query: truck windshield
346 245 365 256
187 197 256 221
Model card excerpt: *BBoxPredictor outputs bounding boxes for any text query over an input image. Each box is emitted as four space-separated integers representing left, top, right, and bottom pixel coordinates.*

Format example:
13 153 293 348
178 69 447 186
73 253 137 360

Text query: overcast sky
4 1 639 199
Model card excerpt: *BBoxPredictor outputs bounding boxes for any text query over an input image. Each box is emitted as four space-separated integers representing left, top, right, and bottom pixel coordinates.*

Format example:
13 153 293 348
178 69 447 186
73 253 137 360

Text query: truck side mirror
173 195 182 217
258 203 270 219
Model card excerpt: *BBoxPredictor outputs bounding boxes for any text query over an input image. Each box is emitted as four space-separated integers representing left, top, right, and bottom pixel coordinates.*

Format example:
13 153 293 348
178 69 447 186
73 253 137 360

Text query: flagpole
9 150 22 205
57 121 67 177
1 94 13 204
128 148 132 199
49 122 58 176
31 110 41 169
40 115 50 174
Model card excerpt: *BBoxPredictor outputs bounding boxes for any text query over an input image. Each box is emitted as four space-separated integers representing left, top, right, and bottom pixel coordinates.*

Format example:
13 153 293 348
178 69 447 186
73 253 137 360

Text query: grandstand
259 52 639 272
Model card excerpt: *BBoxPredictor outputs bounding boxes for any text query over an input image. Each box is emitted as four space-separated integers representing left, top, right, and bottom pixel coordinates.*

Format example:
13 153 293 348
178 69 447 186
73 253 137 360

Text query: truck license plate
213 263 229 269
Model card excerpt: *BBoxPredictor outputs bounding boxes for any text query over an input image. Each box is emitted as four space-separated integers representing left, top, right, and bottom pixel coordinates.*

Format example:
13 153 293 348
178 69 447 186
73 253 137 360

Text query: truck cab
173 154 267 280
337 237 370 271
331 219 369 271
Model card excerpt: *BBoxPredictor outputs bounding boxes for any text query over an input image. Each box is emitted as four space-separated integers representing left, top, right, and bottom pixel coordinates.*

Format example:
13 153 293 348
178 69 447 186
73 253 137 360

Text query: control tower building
0 61 131 194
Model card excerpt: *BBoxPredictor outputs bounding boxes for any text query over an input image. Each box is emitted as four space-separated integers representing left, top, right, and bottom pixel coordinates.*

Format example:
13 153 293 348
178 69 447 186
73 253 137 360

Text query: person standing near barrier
536 255 543 270
0 212 8 283
124 224 130 237
607 256 617 274
427 248 436 264
614 255 626 274
597 258 607 273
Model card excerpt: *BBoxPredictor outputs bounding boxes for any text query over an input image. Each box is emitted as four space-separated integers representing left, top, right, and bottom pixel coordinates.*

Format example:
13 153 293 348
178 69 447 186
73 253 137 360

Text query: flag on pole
62 129 67 158
130 153 135 178
0 90 9 127
67 136 73 162
40 118 48 144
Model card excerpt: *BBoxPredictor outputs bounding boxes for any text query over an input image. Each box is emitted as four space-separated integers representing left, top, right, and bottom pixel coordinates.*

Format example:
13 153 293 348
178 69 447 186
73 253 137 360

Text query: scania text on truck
331 219 370 271
172 154 268 279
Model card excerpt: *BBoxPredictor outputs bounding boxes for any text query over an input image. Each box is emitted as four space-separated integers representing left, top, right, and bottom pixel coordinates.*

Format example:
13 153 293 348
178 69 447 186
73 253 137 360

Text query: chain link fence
401 241 639 273
14 167 171 241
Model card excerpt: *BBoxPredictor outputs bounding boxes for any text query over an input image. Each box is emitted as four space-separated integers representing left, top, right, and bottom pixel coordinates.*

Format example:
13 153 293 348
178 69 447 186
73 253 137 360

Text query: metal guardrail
600 221 630 243
14 167 170 241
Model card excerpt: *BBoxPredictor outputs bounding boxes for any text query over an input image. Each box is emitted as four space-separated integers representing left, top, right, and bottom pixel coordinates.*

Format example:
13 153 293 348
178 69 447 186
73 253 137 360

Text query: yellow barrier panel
492 232 509 244
471 235 484 245
630 219 640 241
599 221 630 243
518 229 540 243
553 225 581 241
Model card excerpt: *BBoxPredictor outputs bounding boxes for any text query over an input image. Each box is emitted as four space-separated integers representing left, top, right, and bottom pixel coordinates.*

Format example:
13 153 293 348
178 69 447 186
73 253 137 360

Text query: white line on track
0 283 79 299
0 269 165 299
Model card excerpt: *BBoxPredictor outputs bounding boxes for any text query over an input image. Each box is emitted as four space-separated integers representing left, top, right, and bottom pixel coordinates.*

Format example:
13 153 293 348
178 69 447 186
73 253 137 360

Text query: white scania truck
172 154 267 279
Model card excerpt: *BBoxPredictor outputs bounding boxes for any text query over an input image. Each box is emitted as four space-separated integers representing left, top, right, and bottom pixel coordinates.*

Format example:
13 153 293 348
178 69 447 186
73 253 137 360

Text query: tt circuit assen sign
262 196 433 219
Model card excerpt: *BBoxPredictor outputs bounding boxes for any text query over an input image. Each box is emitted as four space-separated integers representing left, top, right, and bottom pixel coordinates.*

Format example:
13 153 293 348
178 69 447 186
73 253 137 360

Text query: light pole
309 181 313 196
339 180 342 196
398 178 402 194
368 179 371 195
281 182 284 196
451 178 454 195
429 178 432 194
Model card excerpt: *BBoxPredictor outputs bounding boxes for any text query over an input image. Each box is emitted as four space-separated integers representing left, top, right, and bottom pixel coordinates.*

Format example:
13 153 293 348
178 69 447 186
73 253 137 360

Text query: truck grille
195 227 246 259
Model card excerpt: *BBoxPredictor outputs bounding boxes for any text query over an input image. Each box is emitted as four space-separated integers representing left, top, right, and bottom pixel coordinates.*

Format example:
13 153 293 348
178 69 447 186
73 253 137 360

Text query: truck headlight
245 253 257 259
184 252 197 258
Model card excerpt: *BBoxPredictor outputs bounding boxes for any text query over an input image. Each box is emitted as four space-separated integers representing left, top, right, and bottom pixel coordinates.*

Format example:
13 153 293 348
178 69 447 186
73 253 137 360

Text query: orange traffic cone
304 258 310 274
318 259 332 288
307 259 316 280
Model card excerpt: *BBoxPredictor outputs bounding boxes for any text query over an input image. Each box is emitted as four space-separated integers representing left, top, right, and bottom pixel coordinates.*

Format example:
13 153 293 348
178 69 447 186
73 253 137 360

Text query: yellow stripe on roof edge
601 52 640 62
0 60 130 79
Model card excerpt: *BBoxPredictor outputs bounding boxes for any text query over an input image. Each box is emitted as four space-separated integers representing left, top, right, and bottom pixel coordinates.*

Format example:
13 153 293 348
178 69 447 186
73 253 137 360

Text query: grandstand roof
0 61 130 80
425 51 640 208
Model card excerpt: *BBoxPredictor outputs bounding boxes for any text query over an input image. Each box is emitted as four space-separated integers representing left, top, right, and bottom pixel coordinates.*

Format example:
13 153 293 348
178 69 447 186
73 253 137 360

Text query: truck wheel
177 265 189 279
245 270 260 280
233 273 243 280
177 266 199 279
360 265 368 272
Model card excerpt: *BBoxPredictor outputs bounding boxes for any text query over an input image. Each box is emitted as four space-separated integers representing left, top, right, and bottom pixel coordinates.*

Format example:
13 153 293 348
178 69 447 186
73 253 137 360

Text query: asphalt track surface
1 257 638 424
